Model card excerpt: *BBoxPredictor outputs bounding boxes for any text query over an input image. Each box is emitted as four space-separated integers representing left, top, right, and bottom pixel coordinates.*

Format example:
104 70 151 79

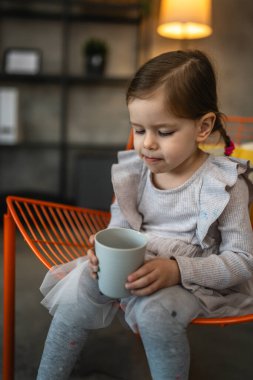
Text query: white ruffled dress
40 151 253 330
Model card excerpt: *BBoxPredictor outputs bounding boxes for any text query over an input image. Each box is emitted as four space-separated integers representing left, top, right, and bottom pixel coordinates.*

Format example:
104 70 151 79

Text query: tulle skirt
40 238 253 331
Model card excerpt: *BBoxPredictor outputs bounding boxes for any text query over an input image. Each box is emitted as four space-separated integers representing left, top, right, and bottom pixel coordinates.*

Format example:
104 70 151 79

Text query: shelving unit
0 73 130 85
0 0 143 211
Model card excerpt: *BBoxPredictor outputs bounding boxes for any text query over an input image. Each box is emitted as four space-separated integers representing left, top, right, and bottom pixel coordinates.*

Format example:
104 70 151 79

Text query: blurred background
1 0 253 213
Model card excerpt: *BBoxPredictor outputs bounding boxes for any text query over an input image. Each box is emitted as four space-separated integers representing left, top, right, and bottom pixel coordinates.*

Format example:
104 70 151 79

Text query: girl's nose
143 132 157 150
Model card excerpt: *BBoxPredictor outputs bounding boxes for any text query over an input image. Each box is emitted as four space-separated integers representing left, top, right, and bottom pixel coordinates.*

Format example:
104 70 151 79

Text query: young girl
37 50 253 380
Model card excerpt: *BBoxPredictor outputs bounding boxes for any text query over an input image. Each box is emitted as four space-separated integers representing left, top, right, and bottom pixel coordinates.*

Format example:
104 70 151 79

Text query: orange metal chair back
226 116 253 144
3 117 253 380
7 198 111 269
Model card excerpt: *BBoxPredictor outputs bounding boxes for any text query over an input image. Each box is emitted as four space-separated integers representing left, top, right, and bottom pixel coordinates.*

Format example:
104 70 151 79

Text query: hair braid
213 114 235 156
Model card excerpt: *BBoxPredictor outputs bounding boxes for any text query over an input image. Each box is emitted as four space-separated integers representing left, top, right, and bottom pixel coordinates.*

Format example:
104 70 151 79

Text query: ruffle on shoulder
196 156 253 248
111 150 146 230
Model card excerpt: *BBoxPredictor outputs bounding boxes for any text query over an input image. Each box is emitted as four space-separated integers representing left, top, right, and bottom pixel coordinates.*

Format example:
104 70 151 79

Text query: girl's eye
134 129 145 135
158 131 175 137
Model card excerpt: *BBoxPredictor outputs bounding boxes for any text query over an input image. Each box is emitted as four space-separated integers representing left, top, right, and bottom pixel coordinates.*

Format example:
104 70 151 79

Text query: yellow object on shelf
200 143 253 164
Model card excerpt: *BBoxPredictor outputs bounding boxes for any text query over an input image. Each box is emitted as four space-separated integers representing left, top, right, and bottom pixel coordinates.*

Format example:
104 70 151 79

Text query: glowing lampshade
157 0 212 40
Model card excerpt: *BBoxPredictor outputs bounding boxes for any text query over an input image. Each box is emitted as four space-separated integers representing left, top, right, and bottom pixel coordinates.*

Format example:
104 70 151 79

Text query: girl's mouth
142 155 162 164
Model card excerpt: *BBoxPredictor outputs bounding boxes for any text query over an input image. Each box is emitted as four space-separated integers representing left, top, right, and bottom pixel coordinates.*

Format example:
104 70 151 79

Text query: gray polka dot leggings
37 268 203 380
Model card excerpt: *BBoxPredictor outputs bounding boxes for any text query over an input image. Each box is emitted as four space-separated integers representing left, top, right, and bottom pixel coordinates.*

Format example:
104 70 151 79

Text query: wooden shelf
0 142 125 151
0 142 62 150
0 1 142 24
0 73 130 86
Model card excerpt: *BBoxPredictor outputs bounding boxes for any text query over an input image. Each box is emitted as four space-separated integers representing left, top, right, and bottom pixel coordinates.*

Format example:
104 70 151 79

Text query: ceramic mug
95 227 147 298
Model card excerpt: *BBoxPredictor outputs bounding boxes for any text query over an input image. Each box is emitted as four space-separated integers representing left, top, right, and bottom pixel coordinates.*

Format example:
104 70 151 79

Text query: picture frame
3 48 42 75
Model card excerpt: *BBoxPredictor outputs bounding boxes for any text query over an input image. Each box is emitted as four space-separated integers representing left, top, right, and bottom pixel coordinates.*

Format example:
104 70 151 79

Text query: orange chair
225 115 253 144
3 117 253 380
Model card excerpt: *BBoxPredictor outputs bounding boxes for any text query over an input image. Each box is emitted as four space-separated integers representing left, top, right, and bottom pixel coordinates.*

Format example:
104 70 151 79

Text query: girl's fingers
90 271 98 280
88 258 99 279
89 261 99 272
127 261 152 283
128 279 160 296
87 248 99 279
126 269 156 290
87 249 98 264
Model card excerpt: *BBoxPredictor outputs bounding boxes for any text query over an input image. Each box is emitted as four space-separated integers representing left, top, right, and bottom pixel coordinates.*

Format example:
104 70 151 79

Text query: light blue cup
95 228 147 298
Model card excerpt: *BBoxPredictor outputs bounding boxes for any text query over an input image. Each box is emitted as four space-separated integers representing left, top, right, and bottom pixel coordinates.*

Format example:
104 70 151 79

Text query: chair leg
3 212 16 380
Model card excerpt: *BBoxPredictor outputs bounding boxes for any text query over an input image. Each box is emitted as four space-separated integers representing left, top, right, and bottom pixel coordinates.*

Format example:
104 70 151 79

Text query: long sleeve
176 177 253 290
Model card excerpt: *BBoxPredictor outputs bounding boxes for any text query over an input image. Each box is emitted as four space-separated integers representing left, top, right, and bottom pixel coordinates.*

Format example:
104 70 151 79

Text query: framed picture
3 48 42 75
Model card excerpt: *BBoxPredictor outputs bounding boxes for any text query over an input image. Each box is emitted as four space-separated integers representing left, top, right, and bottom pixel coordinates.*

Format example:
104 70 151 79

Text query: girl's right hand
87 234 99 279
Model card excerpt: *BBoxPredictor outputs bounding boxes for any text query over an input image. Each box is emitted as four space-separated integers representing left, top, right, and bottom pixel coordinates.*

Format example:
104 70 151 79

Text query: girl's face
128 89 207 178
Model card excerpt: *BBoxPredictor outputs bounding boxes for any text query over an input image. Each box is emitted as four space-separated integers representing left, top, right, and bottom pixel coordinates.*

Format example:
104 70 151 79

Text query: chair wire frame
3 118 253 380
226 116 253 144
7 197 111 269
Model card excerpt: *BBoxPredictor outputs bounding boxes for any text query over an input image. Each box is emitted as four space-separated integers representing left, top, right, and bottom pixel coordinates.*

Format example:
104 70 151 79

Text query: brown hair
126 50 232 152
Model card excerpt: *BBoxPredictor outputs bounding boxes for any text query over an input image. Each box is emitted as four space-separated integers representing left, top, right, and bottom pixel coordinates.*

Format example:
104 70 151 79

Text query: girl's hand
125 258 181 296
87 234 99 280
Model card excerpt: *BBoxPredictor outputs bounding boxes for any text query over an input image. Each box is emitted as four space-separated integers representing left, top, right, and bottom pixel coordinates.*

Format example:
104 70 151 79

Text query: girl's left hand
125 258 181 296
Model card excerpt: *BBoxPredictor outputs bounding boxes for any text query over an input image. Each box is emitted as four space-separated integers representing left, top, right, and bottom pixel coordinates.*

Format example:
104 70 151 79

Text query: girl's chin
147 165 164 174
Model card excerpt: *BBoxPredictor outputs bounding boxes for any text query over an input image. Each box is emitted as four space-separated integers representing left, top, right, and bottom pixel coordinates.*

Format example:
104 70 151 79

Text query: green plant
83 38 108 56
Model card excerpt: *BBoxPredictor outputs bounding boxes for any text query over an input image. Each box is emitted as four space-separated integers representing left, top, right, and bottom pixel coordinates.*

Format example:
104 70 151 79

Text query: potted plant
82 38 108 76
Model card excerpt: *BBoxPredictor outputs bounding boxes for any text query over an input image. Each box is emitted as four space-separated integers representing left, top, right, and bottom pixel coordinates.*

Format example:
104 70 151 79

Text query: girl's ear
196 112 216 143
